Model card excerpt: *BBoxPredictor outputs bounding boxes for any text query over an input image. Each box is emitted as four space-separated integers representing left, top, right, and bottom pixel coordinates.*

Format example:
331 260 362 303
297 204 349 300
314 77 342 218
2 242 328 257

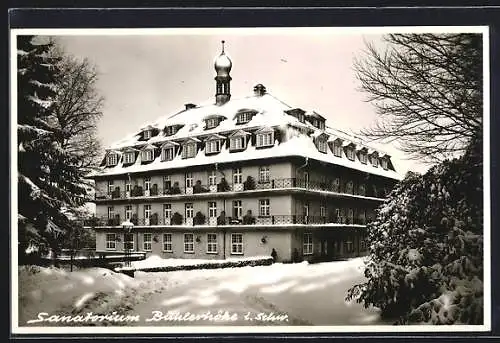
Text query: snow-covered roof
93 92 402 180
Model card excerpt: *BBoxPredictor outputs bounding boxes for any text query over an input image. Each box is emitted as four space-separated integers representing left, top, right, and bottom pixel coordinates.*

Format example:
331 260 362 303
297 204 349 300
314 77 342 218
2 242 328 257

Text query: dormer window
106 153 118 166
345 144 356 161
317 140 328 153
206 118 218 129
372 154 379 167
203 115 226 130
143 130 152 140
123 151 135 164
182 141 198 159
359 148 368 164
206 140 221 154
381 158 388 170
307 112 326 130
285 108 306 123
229 130 250 152
141 148 154 162
164 124 183 137
333 140 343 157
235 109 257 125
256 130 274 148
315 133 329 154
161 147 175 161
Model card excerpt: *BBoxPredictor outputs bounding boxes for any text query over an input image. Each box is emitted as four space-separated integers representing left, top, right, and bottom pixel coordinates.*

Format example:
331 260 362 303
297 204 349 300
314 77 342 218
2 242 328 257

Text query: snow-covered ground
18 257 391 327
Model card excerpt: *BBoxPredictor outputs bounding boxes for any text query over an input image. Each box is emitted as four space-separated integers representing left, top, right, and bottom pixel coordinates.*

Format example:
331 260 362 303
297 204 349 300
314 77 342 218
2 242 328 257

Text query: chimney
253 84 267 96
185 103 197 110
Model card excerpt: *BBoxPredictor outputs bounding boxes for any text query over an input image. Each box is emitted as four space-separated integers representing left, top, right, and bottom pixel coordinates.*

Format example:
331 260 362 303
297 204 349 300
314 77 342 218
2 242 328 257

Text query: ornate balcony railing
83 214 368 227
95 177 384 201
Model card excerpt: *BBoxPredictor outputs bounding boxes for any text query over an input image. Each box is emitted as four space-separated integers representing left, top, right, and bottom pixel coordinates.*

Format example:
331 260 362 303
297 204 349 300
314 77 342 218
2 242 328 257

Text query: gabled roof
122 146 140 152
160 140 179 148
255 126 275 133
342 141 356 147
230 129 252 137
308 111 326 120
140 144 156 151
141 124 155 131
106 149 122 156
182 137 201 143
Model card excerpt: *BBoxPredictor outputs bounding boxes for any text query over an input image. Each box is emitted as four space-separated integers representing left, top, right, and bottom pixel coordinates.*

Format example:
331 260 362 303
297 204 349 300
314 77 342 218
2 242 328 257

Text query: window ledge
206 251 218 255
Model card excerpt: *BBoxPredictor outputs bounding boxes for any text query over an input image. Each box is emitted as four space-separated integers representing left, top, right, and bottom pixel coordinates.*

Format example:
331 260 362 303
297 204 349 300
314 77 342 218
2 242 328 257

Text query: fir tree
17 36 87 261
346 137 483 324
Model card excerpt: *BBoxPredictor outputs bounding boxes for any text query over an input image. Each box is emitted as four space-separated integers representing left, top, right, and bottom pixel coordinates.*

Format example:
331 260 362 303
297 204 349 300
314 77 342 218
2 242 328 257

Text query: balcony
94 177 383 201
83 214 368 228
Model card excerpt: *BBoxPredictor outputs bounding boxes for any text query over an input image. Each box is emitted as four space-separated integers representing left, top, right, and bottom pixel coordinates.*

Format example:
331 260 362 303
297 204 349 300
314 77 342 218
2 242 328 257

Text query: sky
54 29 431 176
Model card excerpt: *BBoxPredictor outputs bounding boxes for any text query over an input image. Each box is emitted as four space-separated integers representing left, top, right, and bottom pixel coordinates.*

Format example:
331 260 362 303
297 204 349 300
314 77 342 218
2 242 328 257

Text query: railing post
272 216 275 225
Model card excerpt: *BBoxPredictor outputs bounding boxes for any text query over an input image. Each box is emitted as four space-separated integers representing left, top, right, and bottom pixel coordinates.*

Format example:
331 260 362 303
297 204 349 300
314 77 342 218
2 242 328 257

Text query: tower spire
214 40 232 105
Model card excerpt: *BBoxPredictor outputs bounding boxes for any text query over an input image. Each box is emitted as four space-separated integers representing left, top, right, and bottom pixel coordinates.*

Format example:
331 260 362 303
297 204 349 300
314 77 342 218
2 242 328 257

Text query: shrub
244 176 256 190
242 210 256 225
217 178 230 192
346 138 483 324
193 211 206 225
171 212 183 225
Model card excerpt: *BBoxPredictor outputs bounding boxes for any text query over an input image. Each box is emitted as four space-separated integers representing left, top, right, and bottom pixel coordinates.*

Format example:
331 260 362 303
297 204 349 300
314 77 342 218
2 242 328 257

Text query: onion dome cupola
214 40 232 106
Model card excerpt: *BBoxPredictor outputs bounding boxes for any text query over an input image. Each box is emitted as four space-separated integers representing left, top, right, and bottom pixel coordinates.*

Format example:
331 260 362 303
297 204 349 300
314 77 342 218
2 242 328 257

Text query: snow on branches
346 138 483 324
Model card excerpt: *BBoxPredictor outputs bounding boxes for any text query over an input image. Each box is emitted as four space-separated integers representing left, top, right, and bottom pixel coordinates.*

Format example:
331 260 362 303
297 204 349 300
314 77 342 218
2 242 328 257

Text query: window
333 178 340 192
206 118 219 129
333 143 342 157
346 181 354 194
185 172 193 188
259 199 270 217
184 233 194 253
185 203 194 218
105 233 116 250
256 132 274 147
232 200 242 218
163 175 171 190
359 152 368 164
143 130 152 140
303 233 313 255
304 172 309 187
304 203 309 216
107 181 114 194
125 205 132 221
206 140 222 154
372 156 379 167
144 204 151 220
229 136 246 151
348 209 354 223
231 233 243 254
143 233 152 251
208 170 217 186
208 202 217 218
359 184 366 196
236 112 253 124
165 125 179 136
107 153 118 166
381 158 388 170
123 152 135 164
318 121 325 130
162 146 175 161
182 142 197 159
207 233 217 253
320 206 327 218
107 206 114 219
259 166 270 183
233 167 242 184
144 177 151 191
336 208 342 222
346 148 355 161
163 233 172 252
359 210 366 224
142 149 154 162
345 238 354 253
125 180 132 192
124 233 134 251
163 204 172 219
317 139 328 153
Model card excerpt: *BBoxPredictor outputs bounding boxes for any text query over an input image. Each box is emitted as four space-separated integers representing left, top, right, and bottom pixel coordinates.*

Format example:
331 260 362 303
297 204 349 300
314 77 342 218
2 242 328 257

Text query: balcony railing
95 177 383 200
83 214 368 227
